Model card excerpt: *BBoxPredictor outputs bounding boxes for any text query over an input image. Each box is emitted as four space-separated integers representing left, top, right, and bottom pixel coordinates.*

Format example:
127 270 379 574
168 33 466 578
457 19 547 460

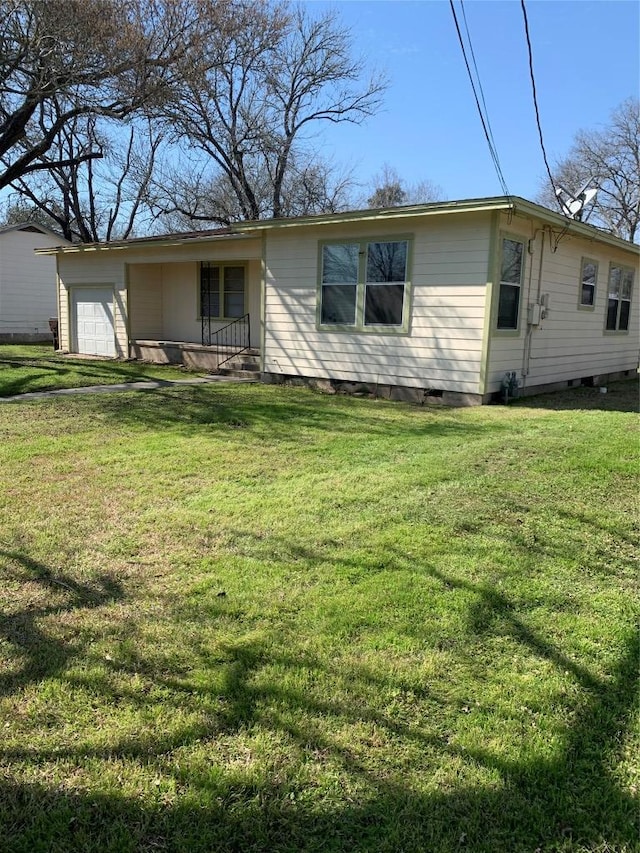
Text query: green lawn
0 344 202 396
0 366 637 852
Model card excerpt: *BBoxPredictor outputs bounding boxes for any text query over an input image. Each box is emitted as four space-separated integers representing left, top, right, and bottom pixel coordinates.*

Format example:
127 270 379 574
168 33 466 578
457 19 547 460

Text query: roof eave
232 196 517 232
34 230 257 256
512 198 639 254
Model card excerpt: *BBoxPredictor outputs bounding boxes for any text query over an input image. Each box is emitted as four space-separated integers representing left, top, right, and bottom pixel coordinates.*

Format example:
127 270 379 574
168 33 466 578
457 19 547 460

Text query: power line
520 0 562 201
449 0 510 197
459 1 505 191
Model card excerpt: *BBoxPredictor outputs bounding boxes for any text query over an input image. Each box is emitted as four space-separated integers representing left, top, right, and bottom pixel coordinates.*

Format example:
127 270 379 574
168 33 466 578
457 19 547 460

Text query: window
605 264 634 331
497 237 524 330
365 241 408 325
200 263 245 319
320 239 410 331
321 243 358 325
579 258 598 308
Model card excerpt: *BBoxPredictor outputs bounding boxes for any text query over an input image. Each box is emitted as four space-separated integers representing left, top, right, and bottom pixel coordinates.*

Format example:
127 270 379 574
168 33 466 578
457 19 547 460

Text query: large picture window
605 264 634 331
201 263 245 319
497 237 524 330
320 239 410 332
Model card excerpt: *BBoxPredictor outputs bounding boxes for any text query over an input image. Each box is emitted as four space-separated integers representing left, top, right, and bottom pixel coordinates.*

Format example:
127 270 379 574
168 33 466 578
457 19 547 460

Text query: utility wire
449 0 510 197
520 0 562 201
459 1 506 191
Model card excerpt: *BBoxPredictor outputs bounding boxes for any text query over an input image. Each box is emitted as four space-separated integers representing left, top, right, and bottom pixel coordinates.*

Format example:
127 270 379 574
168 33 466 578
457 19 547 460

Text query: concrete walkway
0 375 257 402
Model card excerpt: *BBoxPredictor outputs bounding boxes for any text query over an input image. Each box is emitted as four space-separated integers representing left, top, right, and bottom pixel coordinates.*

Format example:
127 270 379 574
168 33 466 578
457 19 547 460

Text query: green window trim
199 262 247 321
495 234 525 333
578 257 598 310
604 263 634 333
317 236 413 334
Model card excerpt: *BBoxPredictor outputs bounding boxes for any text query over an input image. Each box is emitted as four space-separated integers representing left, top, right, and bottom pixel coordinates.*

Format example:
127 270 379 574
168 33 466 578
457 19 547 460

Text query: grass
0 344 202 396
0 355 637 852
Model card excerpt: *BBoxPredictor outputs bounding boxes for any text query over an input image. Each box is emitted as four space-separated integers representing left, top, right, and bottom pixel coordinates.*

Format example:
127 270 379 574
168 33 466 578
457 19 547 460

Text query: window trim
494 233 526 335
603 262 634 334
199 261 247 321
316 235 413 335
578 257 598 311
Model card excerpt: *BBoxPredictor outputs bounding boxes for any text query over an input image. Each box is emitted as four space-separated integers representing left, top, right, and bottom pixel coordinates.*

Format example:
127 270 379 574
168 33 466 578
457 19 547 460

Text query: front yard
0 357 637 852
0 344 200 396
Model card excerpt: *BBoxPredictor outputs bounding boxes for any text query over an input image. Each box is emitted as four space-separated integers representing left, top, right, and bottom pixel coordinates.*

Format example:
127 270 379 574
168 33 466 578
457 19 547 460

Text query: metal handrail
202 313 251 369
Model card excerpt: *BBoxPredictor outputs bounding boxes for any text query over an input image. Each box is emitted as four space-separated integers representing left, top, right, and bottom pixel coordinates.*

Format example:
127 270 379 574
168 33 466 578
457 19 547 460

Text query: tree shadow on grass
0 631 636 853
0 352 189 397
0 549 124 696
1 553 637 852
55 383 502 444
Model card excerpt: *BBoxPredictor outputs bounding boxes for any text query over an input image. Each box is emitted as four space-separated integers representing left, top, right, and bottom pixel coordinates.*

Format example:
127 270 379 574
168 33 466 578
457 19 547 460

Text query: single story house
0 222 70 342
38 196 639 404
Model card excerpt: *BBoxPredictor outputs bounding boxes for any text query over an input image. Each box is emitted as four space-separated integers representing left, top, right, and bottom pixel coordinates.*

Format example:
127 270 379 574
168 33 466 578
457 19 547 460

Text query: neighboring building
38 197 639 404
0 222 69 342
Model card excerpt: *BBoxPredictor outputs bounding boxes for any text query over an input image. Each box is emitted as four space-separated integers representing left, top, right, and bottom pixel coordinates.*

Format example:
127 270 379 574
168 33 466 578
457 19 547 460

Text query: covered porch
126 251 262 371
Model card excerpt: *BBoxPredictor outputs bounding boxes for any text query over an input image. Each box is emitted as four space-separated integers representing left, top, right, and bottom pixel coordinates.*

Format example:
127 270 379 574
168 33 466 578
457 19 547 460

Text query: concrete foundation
261 371 486 407
0 332 54 343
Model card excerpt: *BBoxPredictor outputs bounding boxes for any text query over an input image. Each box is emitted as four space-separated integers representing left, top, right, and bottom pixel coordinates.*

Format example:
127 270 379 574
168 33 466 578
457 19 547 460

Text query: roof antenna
555 179 597 220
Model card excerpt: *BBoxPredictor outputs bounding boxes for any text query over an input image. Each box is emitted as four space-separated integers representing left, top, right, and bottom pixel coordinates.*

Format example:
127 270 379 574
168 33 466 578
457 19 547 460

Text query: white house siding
0 228 63 336
263 213 492 394
128 263 163 339
487 212 640 394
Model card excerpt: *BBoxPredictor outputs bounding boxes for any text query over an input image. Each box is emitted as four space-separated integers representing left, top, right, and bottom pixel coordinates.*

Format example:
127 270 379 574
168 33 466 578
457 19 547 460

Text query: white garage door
73 288 116 356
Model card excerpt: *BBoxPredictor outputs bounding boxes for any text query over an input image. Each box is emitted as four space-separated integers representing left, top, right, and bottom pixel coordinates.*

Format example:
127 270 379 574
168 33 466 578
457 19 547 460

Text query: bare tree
366 164 445 209
0 195 61 230
538 98 640 243
159 3 386 224
9 114 165 241
154 148 356 229
0 0 220 191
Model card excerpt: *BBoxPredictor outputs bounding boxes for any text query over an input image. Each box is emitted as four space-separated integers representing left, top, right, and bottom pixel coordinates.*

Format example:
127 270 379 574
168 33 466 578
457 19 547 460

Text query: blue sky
305 0 640 202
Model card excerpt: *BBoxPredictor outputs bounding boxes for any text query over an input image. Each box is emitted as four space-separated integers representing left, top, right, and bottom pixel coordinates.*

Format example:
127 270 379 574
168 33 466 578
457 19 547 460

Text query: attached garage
72 287 116 356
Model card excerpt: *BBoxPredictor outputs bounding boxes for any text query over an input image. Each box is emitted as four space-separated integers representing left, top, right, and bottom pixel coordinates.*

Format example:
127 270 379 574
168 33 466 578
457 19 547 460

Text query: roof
34 196 639 256
0 221 69 242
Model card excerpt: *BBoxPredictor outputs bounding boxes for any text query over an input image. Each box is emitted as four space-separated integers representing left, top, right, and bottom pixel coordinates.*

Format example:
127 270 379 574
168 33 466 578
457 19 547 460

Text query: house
0 222 70 342
37 196 639 404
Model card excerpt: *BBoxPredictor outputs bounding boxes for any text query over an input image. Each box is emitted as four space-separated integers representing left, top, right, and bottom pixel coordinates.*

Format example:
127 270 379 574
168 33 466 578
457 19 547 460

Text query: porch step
215 367 261 380
219 351 260 371
225 359 260 371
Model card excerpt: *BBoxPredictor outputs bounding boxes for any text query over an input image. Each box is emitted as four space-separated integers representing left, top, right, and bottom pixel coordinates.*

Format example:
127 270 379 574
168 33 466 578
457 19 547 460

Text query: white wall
263 213 492 394
0 228 64 335
128 258 261 344
487 212 640 393
128 263 163 339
